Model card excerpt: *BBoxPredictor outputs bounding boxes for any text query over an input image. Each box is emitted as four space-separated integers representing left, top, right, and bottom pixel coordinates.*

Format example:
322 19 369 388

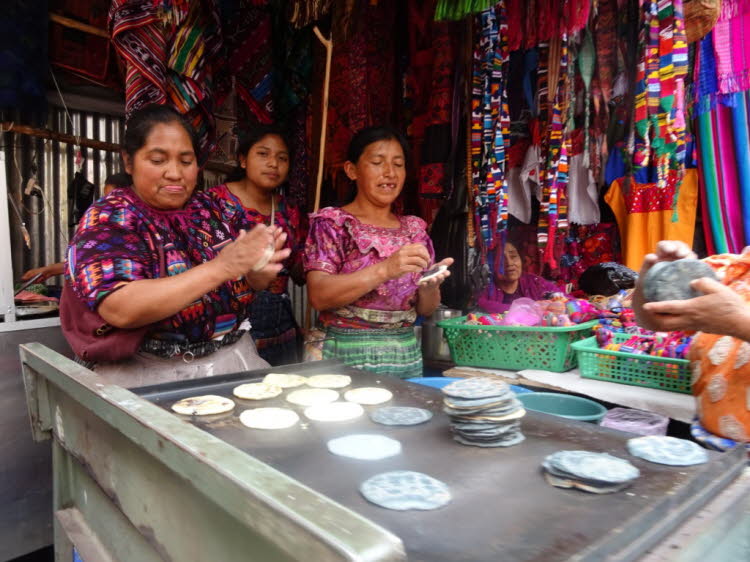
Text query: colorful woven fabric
469 4 512 289
713 1 750 94
325 1 397 200
218 2 274 124
110 0 222 163
323 327 423 379
66 188 254 344
632 0 689 191
696 94 750 253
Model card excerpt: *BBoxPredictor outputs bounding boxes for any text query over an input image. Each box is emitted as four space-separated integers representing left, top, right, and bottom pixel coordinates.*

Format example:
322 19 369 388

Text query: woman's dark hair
346 125 410 165
122 104 198 157
225 124 291 182
104 172 132 188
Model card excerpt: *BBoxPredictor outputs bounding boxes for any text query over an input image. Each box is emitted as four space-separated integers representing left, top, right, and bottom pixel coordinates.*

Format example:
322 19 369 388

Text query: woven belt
333 305 417 325
139 329 248 360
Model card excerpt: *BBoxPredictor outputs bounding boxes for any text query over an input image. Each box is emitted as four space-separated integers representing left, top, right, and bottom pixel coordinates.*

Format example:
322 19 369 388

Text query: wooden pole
49 13 110 39
2 122 119 152
312 26 333 213
1 122 233 175
305 27 334 333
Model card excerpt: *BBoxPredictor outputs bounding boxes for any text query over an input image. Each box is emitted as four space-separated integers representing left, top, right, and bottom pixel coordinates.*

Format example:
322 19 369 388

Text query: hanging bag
60 243 166 363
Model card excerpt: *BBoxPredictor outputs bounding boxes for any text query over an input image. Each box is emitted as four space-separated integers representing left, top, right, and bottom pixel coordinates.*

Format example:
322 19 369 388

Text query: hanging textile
469 2 511 293
110 0 222 164
537 34 572 269
217 1 275 124
713 0 750 94
405 0 461 224
696 92 750 253
632 0 689 192
604 169 699 270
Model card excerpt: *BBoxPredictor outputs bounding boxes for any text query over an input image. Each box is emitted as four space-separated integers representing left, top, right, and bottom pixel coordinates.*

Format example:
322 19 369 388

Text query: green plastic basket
437 316 598 372
571 333 691 394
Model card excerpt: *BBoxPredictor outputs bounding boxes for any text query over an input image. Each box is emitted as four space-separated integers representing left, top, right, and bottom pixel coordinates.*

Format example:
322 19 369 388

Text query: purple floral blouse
304 207 435 329
65 188 254 343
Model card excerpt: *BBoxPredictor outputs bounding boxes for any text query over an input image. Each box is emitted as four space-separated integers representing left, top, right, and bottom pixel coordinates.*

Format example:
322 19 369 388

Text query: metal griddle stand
20 343 750 561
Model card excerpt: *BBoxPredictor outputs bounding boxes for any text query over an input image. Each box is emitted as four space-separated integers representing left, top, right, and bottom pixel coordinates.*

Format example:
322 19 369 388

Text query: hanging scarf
632 0 689 192
469 4 511 291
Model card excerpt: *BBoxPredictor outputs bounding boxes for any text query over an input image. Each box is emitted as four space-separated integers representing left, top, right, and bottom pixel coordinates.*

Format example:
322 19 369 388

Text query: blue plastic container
408 377 534 395
408 377 461 389
518 392 606 423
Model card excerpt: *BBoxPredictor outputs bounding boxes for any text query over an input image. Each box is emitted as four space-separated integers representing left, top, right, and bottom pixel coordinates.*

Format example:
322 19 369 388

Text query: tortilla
370 406 433 426
344 387 393 405
304 401 364 422
263 373 307 388
543 471 632 494
360 471 451 511
545 451 640 484
442 377 510 400
232 382 283 400
306 374 352 389
252 245 274 272
454 432 525 448
327 434 402 460
627 436 708 466
239 407 299 430
171 395 235 416
286 388 339 406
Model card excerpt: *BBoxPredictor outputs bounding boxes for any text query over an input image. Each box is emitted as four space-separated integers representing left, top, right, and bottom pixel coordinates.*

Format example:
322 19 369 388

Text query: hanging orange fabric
604 169 698 270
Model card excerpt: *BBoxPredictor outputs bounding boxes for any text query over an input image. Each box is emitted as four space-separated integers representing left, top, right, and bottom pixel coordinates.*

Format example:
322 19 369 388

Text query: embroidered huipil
304 207 435 329
66 188 254 343
208 184 304 294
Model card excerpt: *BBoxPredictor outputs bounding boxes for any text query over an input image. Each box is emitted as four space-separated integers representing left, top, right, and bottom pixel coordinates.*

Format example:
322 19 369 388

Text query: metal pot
421 307 462 362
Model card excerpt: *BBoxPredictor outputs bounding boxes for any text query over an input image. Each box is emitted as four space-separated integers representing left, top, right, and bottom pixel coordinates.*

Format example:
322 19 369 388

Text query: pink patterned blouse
304 207 435 329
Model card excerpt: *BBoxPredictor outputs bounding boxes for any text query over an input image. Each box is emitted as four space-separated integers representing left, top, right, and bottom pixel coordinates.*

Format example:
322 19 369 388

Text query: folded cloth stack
441 378 526 447
541 450 640 494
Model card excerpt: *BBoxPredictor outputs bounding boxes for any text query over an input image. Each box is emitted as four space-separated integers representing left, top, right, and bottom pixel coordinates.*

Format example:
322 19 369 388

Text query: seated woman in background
304 126 452 379
633 240 750 450
477 238 560 314
63 104 288 388
209 125 305 366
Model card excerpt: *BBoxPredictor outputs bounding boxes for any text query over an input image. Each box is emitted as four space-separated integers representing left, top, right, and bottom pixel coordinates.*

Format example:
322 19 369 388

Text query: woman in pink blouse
304 126 452 378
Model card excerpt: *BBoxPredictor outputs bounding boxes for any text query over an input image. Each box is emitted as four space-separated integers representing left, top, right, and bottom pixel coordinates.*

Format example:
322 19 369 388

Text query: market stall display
572 333 693 393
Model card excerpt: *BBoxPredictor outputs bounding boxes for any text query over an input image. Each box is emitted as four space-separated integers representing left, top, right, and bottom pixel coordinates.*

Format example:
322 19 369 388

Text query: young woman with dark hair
208 124 305 365
304 126 452 379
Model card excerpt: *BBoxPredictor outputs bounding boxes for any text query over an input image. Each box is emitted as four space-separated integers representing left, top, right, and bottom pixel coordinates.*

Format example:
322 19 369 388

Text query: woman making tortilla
304 126 452 379
633 240 750 450
63 105 288 387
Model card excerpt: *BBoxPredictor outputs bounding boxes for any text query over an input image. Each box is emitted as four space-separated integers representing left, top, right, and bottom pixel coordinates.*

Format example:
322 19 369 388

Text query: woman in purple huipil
304 126 453 379
477 240 561 314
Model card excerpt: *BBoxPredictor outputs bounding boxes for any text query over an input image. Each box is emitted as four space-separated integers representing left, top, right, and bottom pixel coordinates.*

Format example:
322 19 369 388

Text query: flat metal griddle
135 360 747 562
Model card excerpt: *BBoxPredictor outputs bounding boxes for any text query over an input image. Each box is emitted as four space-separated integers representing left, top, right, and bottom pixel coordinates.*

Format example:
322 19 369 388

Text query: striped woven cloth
322 327 423 380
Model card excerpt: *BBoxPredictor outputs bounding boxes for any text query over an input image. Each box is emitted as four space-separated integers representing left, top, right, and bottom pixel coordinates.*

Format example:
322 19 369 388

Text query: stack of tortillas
441 378 526 447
